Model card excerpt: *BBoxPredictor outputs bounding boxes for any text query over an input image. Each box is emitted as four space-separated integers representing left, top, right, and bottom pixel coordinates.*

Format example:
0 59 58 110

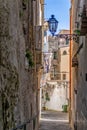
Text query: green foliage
23 0 28 4
22 0 28 10
45 92 50 101
25 50 34 67
74 29 80 35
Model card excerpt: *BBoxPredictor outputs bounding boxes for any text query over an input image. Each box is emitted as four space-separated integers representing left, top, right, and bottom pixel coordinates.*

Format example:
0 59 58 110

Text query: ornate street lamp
48 15 80 43
48 15 58 36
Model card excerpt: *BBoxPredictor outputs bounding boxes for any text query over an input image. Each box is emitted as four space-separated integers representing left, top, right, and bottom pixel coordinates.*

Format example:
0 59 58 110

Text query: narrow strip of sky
44 0 70 33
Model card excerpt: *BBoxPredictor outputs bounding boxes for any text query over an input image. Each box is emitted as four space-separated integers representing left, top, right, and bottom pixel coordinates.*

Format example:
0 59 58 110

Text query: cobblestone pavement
39 110 72 130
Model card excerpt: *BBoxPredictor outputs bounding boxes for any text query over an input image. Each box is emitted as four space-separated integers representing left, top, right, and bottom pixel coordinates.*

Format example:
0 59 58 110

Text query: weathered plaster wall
71 0 87 129
41 82 69 111
60 46 69 80
45 84 69 111
76 36 87 130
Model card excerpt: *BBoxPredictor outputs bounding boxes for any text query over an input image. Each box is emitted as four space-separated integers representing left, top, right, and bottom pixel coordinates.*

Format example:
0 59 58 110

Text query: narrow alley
0 0 87 130
39 111 72 130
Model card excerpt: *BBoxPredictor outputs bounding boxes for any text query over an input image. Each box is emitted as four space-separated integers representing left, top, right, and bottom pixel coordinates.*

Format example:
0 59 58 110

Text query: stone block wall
0 0 40 130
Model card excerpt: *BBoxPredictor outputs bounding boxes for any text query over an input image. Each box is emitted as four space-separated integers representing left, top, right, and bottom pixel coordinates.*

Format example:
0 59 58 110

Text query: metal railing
11 113 39 130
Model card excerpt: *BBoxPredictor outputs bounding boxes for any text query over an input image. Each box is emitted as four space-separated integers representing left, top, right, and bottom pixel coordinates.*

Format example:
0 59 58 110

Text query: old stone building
48 30 70 82
70 0 87 130
0 0 44 130
41 30 70 111
48 35 60 80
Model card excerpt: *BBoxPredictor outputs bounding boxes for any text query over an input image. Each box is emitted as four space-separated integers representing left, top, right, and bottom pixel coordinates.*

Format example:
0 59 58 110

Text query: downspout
69 6 72 123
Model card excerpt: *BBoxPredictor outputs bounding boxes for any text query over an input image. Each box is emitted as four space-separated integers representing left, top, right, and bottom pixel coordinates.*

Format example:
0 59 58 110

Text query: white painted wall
42 83 69 111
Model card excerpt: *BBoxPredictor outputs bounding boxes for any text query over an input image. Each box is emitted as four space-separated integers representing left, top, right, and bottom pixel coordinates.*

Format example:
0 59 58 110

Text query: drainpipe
69 6 72 123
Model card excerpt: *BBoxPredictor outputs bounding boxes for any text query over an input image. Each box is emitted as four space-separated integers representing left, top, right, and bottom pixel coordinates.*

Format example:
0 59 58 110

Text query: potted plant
62 105 68 112
43 92 50 110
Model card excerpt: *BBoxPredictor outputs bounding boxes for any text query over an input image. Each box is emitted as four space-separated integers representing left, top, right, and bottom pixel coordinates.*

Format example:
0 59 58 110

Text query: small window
54 52 57 59
63 50 67 55
66 39 69 45
63 74 66 80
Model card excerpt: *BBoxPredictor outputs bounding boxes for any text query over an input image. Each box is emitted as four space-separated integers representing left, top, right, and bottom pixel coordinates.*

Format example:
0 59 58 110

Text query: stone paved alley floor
39 110 72 130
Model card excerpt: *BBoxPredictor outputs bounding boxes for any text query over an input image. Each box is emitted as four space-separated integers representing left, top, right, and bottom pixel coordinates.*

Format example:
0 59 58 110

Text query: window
63 74 66 80
54 52 57 59
63 50 67 55
66 39 69 45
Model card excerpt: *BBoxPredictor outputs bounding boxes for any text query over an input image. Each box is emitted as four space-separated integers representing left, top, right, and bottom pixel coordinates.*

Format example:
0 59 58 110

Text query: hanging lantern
48 15 58 36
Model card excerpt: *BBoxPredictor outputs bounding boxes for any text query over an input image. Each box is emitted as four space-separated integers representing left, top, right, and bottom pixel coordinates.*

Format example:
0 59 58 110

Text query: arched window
63 50 67 55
